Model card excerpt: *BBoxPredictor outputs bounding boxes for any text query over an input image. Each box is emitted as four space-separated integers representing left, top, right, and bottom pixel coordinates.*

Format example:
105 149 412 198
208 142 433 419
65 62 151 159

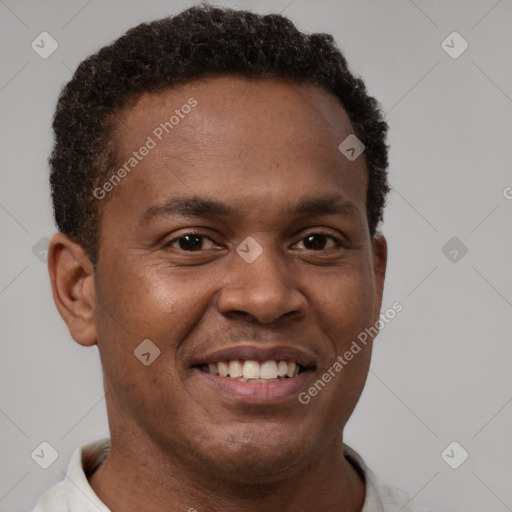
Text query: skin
48 76 387 512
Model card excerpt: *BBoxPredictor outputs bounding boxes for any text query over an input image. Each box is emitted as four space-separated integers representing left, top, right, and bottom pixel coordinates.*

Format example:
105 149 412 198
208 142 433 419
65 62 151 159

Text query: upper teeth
205 360 300 380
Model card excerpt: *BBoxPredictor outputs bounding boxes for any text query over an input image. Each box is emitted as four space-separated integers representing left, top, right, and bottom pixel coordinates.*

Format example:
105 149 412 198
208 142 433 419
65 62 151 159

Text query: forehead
118 76 353 142
104 76 368 222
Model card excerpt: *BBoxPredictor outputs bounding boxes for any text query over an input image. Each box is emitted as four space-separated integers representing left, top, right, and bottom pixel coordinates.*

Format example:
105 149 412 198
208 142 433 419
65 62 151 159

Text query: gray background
1 0 511 511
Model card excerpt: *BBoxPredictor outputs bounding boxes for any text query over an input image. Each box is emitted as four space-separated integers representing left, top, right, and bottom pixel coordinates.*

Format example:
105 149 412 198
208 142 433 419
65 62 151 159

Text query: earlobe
48 232 97 347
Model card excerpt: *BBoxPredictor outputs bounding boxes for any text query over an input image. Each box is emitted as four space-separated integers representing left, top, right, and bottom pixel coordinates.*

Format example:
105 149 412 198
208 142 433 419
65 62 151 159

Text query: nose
216 241 307 324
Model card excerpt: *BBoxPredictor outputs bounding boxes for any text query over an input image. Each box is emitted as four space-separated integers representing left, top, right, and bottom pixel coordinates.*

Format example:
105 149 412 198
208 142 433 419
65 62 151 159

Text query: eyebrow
140 197 233 225
139 194 358 225
294 194 358 216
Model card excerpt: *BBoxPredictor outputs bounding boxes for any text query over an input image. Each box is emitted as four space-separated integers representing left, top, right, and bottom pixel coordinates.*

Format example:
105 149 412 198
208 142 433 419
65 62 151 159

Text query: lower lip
194 368 311 403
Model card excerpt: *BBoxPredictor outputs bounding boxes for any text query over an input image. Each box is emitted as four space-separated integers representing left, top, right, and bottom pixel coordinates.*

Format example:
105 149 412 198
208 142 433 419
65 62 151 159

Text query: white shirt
31 438 437 512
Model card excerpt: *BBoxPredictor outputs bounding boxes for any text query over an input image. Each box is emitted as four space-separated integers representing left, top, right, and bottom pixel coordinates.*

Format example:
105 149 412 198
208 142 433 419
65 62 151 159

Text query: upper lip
191 344 317 369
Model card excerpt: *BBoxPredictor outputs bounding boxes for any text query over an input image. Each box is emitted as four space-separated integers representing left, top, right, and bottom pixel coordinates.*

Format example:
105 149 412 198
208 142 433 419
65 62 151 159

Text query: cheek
316 264 377 400
305 272 375 422
102 353 192 440
93 261 222 405
312 263 377 350
96 259 217 338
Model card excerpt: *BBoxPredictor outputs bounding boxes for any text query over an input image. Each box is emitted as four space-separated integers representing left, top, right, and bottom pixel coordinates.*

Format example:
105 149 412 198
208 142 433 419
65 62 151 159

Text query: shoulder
30 438 111 512
343 444 439 512
31 480 67 512
379 484 439 512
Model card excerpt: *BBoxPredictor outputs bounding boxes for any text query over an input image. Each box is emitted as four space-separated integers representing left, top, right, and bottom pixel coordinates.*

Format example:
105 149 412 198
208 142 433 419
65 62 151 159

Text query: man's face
92 77 386 478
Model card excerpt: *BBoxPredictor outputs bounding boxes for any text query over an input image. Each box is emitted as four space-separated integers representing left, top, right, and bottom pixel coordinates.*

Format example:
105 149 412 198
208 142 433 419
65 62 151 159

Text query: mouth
196 359 308 383
190 345 317 403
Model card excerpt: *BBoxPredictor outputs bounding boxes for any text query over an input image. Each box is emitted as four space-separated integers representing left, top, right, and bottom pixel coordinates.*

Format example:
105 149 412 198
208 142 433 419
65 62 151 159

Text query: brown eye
165 233 217 252
299 233 341 251
176 234 204 251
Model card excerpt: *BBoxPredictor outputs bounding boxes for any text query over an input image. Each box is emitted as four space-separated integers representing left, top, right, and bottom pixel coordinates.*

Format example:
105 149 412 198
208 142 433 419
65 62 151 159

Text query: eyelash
163 230 348 252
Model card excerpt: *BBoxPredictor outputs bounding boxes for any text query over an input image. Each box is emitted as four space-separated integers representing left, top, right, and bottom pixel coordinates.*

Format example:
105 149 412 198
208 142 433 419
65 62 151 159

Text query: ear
371 233 388 321
48 232 97 347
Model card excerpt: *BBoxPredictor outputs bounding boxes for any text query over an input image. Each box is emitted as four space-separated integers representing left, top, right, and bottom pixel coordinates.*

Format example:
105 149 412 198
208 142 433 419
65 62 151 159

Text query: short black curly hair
50 4 389 265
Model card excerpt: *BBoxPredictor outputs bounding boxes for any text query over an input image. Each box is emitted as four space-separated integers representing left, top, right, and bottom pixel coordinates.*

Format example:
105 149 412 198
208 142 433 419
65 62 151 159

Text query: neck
88 430 365 512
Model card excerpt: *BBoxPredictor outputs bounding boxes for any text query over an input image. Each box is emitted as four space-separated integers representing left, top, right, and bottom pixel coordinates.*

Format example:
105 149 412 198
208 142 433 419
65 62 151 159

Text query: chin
200 426 310 479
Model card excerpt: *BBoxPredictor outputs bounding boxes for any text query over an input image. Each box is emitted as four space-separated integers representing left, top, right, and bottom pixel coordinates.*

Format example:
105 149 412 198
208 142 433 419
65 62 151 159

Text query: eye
164 233 217 252
296 232 345 251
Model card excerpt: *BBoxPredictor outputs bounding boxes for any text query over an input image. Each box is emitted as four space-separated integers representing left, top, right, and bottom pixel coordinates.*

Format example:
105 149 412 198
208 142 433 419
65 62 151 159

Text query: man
33 5 436 512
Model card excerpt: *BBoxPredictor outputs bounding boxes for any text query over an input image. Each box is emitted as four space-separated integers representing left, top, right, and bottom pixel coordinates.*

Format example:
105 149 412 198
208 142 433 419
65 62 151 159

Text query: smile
199 359 305 383
190 344 317 401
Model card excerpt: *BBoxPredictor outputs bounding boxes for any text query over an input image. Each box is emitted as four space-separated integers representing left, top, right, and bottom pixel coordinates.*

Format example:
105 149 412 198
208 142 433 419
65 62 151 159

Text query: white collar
51 438 390 512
